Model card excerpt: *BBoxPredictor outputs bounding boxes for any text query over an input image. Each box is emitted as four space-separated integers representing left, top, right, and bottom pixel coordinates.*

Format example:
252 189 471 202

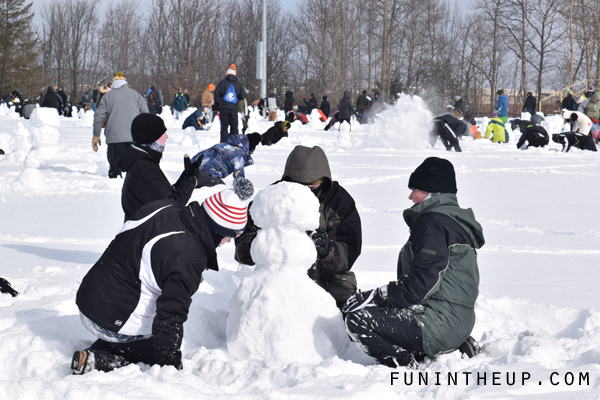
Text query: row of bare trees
20 0 600 115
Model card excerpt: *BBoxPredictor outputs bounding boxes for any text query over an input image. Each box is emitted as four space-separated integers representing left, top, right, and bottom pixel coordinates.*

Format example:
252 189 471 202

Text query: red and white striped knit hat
202 179 253 237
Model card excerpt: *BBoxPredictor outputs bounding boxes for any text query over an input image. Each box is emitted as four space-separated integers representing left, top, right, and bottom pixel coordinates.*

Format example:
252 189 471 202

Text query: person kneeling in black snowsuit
516 125 549 149
235 145 362 309
430 114 465 152
72 180 254 375
343 157 483 368
552 132 598 152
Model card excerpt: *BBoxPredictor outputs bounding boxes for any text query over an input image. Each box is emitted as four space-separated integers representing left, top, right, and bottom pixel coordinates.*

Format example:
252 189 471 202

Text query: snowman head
251 182 320 230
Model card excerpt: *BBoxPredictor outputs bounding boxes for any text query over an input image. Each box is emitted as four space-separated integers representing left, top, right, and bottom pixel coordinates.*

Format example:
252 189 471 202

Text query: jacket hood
269 92 275 98
282 145 332 184
46 87 55 95
226 75 238 82
226 134 254 162
151 85 156 92
403 193 485 249
592 92 600 101
343 90 351 99
84 91 89 95
118 145 158 172
322 95 327 101
286 91 293 98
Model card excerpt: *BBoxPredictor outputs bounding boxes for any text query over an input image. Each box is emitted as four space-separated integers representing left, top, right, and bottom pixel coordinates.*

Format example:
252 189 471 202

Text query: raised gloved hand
342 286 388 314
311 228 331 259
92 137 101 152
302 95 306 99
173 154 203 191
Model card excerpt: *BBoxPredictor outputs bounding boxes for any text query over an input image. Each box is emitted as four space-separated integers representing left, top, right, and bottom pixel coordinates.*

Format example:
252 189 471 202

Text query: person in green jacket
171 89 188 120
343 157 485 368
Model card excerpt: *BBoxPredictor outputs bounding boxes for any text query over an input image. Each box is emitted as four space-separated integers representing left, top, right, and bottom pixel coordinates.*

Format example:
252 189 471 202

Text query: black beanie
408 157 457 194
131 113 167 144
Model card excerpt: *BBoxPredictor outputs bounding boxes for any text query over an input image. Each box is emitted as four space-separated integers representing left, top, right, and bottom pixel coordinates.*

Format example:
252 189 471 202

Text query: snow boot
379 352 419 369
71 350 95 375
459 336 481 358
0 277 18 297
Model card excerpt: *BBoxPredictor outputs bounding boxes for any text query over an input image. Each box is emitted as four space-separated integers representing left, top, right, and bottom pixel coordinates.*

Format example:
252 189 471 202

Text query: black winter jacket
284 91 294 113
214 75 245 111
523 95 537 111
516 126 549 149
356 94 368 111
41 87 59 111
235 179 362 275
261 121 288 146
436 114 467 135
320 97 330 117
304 95 318 113
118 145 196 220
338 91 354 120
562 95 577 111
76 199 219 368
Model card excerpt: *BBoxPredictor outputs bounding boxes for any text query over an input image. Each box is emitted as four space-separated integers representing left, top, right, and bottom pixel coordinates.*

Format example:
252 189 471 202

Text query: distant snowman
226 181 349 364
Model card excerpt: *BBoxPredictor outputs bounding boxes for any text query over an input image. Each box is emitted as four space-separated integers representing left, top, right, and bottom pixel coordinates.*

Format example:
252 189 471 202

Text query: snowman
226 181 349 364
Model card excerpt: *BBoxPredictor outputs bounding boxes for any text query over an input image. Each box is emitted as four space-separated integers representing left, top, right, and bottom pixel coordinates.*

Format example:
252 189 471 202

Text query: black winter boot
459 336 481 358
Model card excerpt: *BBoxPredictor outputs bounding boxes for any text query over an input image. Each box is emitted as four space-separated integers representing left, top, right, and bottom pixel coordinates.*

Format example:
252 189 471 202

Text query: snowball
29 107 61 128
227 182 349 364
12 168 48 191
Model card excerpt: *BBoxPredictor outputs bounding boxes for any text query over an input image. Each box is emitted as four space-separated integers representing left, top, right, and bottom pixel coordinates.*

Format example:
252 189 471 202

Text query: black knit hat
408 157 457 194
131 113 167 144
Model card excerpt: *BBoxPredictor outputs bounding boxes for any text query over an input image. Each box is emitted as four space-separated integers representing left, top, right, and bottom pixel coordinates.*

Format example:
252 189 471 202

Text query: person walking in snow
493 89 509 124
485 113 509 143
522 92 536 115
93 71 148 179
201 84 215 110
41 86 60 113
343 157 484 368
235 145 362 309
214 64 246 143
71 181 254 375
430 114 465 151
338 90 354 128
320 95 330 118
171 89 188 120
284 90 295 116
356 90 369 122
190 133 261 187
118 113 200 221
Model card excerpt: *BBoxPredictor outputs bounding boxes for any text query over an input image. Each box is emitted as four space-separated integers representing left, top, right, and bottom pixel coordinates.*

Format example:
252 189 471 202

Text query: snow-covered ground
0 99 599 399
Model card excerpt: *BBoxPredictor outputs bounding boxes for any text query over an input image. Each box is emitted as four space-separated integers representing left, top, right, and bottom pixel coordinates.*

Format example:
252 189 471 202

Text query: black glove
173 154 203 190
311 228 331 259
342 286 388 314
571 113 578 122
0 278 18 297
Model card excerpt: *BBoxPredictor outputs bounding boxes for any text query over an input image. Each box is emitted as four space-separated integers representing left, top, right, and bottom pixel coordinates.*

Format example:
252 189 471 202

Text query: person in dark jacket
453 95 465 117
257 120 290 146
320 95 330 118
343 157 484 368
41 86 60 113
303 93 318 114
284 90 294 115
430 114 465 152
235 145 362 308
190 133 259 187
552 132 598 152
214 64 245 143
71 181 254 375
1 92 13 105
182 108 211 130
522 91 536 115
338 90 354 128
356 90 369 121
516 125 549 149
118 113 200 221
561 90 577 111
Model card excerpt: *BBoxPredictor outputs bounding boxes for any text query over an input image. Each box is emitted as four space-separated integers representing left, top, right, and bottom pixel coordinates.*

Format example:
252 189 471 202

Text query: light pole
256 0 267 99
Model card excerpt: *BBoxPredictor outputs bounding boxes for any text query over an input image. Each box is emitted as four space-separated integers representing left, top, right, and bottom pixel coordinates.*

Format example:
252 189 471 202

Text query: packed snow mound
12 167 48 191
73 110 94 127
0 103 19 120
30 126 60 160
29 107 61 127
227 182 349 364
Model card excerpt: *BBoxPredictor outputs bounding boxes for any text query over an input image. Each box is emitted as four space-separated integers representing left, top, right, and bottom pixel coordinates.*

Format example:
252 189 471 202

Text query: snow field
0 98 599 399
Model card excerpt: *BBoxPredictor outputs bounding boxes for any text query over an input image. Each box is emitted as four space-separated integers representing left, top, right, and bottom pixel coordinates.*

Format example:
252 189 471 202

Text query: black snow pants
107 142 132 178
430 122 462 152
219 108 239 143
87 338 158 372
345 307 425 367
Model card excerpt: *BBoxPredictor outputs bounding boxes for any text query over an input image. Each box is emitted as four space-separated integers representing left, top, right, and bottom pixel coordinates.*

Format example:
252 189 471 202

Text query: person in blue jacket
493 89 509 124
190 133 262 187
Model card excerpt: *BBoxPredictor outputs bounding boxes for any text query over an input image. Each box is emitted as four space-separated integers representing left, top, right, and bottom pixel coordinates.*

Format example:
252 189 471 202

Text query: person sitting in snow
343 157 484 368
190 133 262 187
235 145 362 309
552 132 597 152
72 181 254 375
463 110 483 139
430 113 465 151
286 105 309 125
118 114 201 221
181 107 211 130
561 109 593 136
485 113 509 143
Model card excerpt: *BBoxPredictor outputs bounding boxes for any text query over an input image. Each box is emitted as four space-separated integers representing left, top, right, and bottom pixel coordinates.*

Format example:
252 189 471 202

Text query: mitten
92 137 101 152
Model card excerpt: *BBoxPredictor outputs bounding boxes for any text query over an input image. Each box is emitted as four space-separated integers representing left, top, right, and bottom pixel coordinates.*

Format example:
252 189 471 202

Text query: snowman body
226 182 349 363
